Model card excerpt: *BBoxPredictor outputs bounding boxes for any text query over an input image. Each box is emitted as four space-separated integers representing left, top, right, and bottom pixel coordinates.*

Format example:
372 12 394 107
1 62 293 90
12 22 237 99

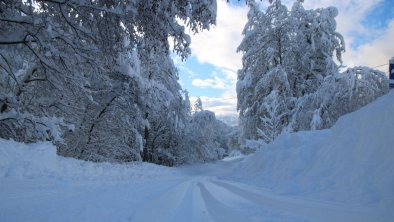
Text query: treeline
237 0 388 144
1 0 389 165
0 0 233 165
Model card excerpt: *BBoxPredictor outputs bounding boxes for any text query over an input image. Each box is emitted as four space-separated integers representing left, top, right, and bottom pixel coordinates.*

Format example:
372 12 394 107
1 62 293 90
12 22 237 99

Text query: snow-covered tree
289 2 345 96
257 90 291 142
194 97 204 112
237 0 293 142
0 0 217 163
183 90 192 115
237 0 345 143
177 110 231 164
137 45 191 165
291 67 389 131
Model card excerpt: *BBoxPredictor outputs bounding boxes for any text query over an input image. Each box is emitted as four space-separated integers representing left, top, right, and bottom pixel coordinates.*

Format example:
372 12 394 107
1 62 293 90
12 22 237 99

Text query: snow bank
226 91 394 206
0 139 177 181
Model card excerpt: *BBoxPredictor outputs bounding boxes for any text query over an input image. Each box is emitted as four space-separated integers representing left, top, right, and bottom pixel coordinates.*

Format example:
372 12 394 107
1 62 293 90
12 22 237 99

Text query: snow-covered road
0 157 389 222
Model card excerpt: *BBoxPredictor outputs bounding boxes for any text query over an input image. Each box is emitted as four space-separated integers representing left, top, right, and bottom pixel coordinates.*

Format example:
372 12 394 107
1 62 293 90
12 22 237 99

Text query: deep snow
1 91 394 221
225 90 394 208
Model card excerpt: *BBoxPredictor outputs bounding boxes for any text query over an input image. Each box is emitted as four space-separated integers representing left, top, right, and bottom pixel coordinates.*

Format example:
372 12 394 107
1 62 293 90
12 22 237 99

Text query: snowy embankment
0 140 178 181
226 90 394 207
0 140 185 222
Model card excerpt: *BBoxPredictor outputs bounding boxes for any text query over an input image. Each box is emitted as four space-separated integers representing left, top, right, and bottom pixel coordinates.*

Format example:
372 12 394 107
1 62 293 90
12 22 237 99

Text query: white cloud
178 65 199 78
190 96 238 117
188 1 248 71
342 19 394 75
184 2 247 118
191 67 239 117
191 67 238 90
192 76 227 89
188 0 245 116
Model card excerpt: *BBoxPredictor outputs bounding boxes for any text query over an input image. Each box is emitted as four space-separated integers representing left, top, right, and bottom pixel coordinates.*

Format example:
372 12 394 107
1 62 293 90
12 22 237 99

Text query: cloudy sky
175 0 394 120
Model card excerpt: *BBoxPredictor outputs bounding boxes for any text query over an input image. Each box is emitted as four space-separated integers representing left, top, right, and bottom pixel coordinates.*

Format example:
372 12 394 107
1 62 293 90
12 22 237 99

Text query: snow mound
0 139 177 181
227 91 394 206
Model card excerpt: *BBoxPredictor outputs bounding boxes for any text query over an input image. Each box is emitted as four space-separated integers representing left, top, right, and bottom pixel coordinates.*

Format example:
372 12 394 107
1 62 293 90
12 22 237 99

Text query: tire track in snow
130 179 193 222
210 178 387 222
167 178 212 222
197 181 246 222
201 179 297 221
166 180 196 221
130 177 216 222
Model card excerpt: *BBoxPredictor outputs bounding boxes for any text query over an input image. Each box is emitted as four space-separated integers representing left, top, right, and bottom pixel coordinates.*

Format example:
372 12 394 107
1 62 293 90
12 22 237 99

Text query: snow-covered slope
226 91 394 207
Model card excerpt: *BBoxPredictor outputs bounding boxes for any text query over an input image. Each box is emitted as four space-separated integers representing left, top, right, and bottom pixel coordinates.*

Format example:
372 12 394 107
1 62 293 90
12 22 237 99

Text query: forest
1 1 393 221
0 0 389 166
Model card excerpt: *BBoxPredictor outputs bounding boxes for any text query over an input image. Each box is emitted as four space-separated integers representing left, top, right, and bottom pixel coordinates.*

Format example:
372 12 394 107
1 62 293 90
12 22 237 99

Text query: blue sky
176 57 223 98
174 0 394 119
362 0 394 30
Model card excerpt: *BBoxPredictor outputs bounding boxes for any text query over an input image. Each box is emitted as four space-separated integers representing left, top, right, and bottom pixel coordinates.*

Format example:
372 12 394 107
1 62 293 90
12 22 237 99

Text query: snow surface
225 91 394 211
1 91 394 221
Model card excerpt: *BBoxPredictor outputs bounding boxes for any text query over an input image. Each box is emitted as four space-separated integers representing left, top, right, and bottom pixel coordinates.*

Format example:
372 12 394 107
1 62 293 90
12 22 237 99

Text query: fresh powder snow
1 91 394 221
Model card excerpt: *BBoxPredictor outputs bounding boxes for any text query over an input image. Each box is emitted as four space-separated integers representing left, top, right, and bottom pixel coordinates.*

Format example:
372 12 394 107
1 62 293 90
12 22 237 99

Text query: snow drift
0 139 177 181
226 90 394 207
